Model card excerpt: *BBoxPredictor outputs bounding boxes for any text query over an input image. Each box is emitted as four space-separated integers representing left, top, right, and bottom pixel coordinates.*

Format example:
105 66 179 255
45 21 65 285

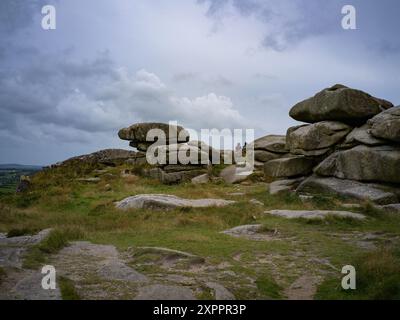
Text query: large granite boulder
289 84 393 125
254 150 283 163
268 177 305 196
368 106 400 143
187 141 227 164
220 164 254 184
119 123 190 146
251 135 288 153
340 124 387 149
296 175 399 205
115 194 235 210
264 155 317 178
145 166 209 184
314 145 400 184
287 121 351 155
148 144 210 166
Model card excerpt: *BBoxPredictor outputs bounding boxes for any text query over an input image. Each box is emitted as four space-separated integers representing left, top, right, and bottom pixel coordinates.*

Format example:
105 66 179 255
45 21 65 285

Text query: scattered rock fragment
264 209 365 220
134 284 196 300
116 194 235 210
222 225 279 241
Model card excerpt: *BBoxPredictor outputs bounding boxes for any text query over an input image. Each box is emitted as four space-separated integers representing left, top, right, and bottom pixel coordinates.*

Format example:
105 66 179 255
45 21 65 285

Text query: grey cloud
199 0 400 52
172 72 199 82
0 49 247 144
0 0 51 36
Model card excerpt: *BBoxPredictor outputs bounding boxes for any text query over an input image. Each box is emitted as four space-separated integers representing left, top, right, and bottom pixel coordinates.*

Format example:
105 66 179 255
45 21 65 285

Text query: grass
256 275 282 299
316 247 400 300
7 227 37 238
59 276 81 300
0 266 5 284
1 161 400 299
23 227 84 269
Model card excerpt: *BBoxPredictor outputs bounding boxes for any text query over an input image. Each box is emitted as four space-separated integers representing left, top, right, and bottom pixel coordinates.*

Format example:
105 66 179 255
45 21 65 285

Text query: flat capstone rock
116 194 235 210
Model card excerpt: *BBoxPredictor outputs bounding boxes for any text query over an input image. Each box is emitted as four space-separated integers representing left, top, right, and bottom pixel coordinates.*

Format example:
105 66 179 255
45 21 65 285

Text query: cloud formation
0 48 247 164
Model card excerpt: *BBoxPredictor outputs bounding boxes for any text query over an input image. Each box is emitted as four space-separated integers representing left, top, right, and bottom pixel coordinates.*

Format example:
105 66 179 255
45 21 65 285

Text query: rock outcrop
258 84 400 204
118 122 190 151
119 123 213 184
248 135 288 165
289 84 393 125
286 121 352 155
296 175 399 205
340 124 387 148
368 106 400 143
264 156 317 178
52 149 142 167
314 145 400 184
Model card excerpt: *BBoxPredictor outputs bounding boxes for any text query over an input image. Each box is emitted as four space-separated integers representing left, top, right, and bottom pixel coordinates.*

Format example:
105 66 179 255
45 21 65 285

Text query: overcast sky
1 0 399 165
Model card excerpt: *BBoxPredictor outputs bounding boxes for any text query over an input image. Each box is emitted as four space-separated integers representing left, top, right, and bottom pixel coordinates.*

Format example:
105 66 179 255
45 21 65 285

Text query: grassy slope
0 162 400 299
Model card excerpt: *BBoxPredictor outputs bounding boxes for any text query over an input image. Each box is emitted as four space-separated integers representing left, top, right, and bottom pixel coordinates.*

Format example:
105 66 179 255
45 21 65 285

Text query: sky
0 0 399 165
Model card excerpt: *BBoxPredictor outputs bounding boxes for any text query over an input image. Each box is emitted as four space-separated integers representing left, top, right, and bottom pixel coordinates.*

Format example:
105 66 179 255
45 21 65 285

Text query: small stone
191 174 209 184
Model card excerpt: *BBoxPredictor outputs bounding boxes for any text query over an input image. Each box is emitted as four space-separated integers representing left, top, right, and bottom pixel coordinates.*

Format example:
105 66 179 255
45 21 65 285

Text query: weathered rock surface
116 194 235 210
289 84 393 125
11 271 62 300
0 229 52 268
0 229 62 300
206 282 235 300
135 247 205 263
268 178 305 196
287 121 352 154
118 122 190 144
97 260 149 282
145 167 208 184
134 284 196 300
254 150 283 163
284 275 321 300
265 209 365 220
376 203 400 214
52 149 139 167
191 174 209 184
251 135 288 153
220 164 254 184
264 156 317 178
297 175 399 205
222 224 278 241
148 144 210 165
314 145 400 184
368 106 400 143
341 124 387 148
187 141 224 164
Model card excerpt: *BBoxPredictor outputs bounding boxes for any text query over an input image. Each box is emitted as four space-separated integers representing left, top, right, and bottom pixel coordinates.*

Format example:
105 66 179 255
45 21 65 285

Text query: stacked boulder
118 122 212 184
264 84 400 205
248 135 289 169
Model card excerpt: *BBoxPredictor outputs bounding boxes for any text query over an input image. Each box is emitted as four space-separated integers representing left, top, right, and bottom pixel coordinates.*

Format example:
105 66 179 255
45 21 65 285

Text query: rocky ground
1 179 400 300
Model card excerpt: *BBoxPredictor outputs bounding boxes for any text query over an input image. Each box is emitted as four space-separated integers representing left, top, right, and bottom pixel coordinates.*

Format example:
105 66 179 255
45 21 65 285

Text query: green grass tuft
59 276 81 300
23 227 84 269
7 227 36 238
255 275 282 299
316 247 400 300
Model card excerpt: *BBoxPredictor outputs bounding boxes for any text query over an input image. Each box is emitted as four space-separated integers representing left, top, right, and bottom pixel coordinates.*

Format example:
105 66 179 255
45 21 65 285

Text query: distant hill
0 164 43 192
0 164 43 170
